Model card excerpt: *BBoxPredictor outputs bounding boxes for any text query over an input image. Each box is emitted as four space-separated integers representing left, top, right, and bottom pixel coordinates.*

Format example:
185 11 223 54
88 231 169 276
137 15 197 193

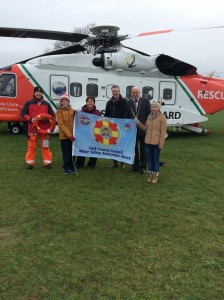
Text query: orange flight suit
21 96 55 167
26 134 52 166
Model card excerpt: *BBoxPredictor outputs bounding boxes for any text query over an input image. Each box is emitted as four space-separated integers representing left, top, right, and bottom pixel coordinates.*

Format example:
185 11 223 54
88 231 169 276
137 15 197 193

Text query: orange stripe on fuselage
180 75 224 114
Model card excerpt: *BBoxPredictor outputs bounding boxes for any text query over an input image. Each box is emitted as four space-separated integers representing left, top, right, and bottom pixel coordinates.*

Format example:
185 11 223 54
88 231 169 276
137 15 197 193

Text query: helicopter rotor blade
137 29 173 37
3 44 86 66
0 27 88 42
137 25 224 37
122 45 150 56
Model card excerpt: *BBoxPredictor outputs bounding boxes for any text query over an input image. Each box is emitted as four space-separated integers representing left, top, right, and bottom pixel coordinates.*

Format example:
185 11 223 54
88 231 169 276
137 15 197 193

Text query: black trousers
60 139 75 170
76 156 97 167
132 133 146 170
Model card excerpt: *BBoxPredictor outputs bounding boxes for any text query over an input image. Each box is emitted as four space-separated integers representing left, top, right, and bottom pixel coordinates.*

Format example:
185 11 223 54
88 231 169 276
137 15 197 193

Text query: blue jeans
145 144 160 173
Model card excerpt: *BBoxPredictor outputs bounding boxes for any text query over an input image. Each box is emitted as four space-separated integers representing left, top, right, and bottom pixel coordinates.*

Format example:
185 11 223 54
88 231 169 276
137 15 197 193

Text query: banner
73 111 137 164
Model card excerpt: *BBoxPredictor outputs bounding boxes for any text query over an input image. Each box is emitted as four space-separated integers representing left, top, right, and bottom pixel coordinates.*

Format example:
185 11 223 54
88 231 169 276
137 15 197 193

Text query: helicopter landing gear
182 124 211 134
9 122 24 134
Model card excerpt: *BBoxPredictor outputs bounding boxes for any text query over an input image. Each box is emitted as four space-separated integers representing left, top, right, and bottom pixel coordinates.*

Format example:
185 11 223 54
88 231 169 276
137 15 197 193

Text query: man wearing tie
126 86 151 174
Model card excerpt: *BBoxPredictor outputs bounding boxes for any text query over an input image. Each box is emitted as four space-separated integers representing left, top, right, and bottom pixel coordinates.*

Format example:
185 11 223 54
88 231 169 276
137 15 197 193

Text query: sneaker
63 169 69 174
45 164 52 169
139 166 146 174
27 165 34 170
70 168 78 175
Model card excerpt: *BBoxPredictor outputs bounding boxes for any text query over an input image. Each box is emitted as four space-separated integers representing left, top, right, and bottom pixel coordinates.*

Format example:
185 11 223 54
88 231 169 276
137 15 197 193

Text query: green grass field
0 112 224 300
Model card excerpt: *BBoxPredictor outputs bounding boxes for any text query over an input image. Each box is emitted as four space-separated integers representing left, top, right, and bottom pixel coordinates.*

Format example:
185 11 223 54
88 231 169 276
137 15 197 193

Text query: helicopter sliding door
159 81 176 105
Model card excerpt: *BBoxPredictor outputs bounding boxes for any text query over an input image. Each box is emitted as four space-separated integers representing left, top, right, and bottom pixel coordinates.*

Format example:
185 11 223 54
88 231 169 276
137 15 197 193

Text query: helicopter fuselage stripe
175 76 204 115
19 64 58 110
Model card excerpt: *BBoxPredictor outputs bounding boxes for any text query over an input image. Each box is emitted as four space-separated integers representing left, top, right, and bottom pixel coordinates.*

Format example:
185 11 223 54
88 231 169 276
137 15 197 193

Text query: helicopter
0 25 224 134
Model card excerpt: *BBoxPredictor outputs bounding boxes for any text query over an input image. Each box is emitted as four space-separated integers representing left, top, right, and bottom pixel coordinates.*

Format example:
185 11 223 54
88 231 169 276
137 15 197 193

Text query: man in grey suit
126 86 151 174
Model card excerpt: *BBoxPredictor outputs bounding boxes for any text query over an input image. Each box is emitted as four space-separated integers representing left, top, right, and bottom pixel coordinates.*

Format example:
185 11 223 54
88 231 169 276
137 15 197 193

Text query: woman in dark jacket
76 96 101 168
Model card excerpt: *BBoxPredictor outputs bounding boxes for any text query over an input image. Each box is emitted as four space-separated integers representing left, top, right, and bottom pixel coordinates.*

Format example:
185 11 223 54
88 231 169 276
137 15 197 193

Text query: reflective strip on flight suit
25 135 52 166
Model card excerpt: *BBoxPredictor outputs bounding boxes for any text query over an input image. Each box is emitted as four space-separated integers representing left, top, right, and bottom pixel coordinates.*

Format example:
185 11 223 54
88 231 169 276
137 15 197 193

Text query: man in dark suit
105 85 127 168
126 86 151 174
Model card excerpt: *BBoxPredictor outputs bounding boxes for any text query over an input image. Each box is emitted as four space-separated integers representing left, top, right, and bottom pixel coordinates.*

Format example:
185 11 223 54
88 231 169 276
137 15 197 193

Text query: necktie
134 100 138 111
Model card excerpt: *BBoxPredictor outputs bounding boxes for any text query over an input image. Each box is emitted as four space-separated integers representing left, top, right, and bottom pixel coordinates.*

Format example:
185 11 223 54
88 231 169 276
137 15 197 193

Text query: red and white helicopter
0 25 224 134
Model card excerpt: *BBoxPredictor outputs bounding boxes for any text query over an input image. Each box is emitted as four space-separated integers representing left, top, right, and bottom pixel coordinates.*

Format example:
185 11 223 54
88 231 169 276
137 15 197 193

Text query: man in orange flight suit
21 86 55 170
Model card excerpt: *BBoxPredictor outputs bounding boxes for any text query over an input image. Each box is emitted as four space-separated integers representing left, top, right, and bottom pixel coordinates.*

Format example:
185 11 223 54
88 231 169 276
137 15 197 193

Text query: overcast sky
0 0 224 74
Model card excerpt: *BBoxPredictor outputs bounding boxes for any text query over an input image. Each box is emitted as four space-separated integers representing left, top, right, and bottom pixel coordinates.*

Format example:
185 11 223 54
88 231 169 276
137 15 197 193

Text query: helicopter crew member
137 100 167 184
126 86 151 174
21 86 55 170
76 96 101 169
104 85 127 168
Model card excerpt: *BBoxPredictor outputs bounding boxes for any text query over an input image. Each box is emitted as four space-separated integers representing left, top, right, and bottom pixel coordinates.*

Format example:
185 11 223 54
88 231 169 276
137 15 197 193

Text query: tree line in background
46 23 96 54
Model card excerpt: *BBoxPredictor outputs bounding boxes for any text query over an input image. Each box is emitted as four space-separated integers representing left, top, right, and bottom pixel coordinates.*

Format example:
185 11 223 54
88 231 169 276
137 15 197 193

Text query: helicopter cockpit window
126 86 134 99
86 83 98 97
0 74 16 97
142 86 153 101
70 82 82 97
163 88 172 100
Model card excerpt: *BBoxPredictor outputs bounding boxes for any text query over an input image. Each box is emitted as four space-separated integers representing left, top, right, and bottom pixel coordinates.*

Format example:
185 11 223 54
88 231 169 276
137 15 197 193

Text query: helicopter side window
126 85 134 99
142 86 153 101
86 83 98 97
0 74 16 97
70 82 82 97
163 88 172 100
